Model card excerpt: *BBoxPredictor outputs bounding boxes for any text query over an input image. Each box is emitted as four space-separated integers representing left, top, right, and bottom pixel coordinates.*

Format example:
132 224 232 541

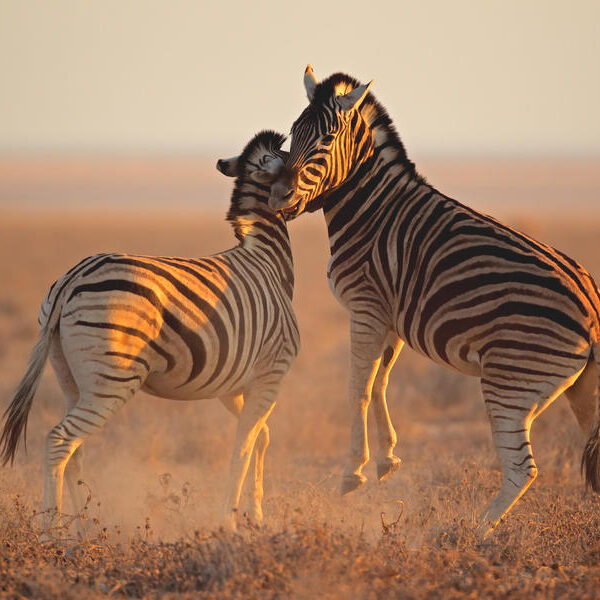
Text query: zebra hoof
39 530 54 544
248 507 264 526
340 473 366 495
475 521 495 540
476 511 502 540
377 456 402 481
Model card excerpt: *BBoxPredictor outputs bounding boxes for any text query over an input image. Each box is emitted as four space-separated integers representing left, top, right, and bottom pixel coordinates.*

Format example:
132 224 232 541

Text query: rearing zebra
269 66 600 533
1 130 298 533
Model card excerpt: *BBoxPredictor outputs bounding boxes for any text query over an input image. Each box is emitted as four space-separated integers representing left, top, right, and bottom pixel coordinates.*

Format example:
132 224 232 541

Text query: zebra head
217 130 288 185
217 131 292 237
269 65 375 218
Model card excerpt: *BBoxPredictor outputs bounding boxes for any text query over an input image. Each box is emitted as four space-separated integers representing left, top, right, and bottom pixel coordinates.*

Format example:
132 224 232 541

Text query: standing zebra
269 66 600 533
1 130 298 533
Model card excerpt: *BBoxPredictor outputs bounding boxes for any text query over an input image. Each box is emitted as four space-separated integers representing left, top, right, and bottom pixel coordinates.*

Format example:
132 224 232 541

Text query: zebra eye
318 134 335 149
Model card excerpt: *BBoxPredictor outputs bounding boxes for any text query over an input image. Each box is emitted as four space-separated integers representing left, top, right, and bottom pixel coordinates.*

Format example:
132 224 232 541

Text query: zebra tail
582 341 600 492
0 322 55 466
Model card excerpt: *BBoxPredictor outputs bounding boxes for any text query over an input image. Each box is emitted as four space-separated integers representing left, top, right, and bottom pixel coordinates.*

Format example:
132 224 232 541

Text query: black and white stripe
1 130 299 533
270 66 600 533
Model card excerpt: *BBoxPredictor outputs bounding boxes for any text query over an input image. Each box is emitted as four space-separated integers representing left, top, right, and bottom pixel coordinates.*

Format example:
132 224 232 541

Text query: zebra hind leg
42 379 140 535
479 359 589 535
371 334 404 481
48 333 90 539
478 379 539 536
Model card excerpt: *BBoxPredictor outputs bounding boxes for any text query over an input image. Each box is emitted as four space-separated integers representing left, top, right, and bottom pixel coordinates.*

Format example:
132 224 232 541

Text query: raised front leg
222 382 278 529
371 333 404 481
341 316 388 495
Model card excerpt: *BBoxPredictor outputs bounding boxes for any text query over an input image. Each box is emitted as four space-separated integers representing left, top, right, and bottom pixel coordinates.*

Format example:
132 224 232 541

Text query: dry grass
1 201 599 598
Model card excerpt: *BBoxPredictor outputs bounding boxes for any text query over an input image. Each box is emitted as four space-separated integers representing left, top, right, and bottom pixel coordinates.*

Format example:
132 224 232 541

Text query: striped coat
269 67 600 534
1 130 299 533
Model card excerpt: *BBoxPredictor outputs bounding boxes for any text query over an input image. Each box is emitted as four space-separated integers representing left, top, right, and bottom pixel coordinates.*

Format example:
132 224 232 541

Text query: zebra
0 130 298 534
268 65 600 534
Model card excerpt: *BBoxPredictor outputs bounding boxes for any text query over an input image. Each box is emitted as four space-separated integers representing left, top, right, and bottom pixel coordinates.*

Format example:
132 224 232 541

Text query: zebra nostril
216 159 226 173
282 190 294 202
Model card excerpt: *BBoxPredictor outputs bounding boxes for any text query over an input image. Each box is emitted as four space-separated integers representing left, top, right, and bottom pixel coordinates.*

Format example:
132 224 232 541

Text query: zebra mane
237 130 287 175
310 72 427 186
226 130 287 240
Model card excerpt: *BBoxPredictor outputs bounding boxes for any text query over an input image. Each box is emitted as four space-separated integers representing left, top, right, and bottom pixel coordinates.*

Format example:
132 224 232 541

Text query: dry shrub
3 489 600 599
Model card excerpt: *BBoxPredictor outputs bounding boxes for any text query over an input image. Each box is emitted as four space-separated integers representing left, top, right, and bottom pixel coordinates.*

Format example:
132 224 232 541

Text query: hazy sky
1 1 599 156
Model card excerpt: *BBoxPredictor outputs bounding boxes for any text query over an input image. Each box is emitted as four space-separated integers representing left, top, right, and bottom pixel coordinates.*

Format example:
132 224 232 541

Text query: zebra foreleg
341 318 388 495
371 333 404 481
219 393 270 523
252 422 270 523
222 382 277 530
479 383 537 536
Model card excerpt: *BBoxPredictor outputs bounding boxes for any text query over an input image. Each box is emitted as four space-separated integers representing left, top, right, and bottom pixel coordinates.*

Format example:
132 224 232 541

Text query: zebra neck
237 215 295 298
322 150 428 252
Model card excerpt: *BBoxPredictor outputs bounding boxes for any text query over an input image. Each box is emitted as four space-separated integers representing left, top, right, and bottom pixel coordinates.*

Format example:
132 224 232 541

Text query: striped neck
309 89 429 227
321 111 429 249
229 180 294 298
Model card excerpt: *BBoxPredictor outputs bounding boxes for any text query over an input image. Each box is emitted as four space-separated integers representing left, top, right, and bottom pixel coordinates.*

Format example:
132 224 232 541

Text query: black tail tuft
0 385 33 466
582 422 600 493
0 326 52 466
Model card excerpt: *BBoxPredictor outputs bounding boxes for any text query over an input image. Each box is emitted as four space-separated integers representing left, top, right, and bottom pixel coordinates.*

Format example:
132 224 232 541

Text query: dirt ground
1 163 600 598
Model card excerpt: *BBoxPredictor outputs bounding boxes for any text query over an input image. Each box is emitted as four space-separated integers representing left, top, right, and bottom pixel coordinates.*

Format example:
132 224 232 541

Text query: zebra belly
58 313 255 401
328 270 483 376
141 371 249 401
415 339 483 377
398 305 592 389
394 314 484 377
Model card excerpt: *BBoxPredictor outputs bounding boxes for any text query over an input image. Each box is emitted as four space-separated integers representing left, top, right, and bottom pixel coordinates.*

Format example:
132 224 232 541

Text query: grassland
1 170 600 598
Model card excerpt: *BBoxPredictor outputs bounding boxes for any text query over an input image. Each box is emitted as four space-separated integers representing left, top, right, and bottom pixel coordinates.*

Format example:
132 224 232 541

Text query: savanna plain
1 158 600 598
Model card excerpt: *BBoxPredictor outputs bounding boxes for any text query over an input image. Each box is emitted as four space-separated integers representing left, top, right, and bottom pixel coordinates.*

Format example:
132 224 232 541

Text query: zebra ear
216 156 240 178
249 170 275 184
304 64 318 101
337 80 373 112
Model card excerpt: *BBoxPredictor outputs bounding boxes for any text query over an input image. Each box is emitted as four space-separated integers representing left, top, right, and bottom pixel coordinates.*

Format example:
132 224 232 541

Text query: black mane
237 129 287 174
311 72 363 105
226 130 286 239
310 72 426 186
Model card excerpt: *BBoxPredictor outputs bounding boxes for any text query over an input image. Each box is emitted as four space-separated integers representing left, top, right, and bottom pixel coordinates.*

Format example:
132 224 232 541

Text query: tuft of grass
2 484 600 599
